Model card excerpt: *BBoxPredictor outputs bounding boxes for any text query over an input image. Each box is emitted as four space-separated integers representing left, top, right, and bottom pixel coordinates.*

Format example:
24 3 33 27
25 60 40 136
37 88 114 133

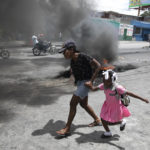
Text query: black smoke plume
0 0 118 62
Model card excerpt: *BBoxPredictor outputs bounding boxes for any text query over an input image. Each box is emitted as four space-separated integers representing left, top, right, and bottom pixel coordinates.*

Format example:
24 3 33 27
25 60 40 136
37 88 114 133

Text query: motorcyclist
32 35 39 46
38 33 45 44
32 35 50 52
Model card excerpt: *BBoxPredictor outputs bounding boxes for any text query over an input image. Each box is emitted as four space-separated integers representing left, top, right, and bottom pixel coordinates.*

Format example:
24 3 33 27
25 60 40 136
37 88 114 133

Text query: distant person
56 40 102 135
38 33 45 44
86 69 149 138
32 35 39 46
59 32 62 41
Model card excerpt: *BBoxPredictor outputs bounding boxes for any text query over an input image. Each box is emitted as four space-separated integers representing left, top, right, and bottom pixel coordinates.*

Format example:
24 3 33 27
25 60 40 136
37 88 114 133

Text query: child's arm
126 91 149 103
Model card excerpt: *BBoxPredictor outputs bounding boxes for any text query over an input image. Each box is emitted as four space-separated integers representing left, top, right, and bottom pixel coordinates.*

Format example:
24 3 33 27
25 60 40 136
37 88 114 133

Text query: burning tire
33 48 41 56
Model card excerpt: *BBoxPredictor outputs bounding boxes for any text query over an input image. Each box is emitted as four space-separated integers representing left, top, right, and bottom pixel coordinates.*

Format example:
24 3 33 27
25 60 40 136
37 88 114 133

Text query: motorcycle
32 41 56 56
0 47 10 59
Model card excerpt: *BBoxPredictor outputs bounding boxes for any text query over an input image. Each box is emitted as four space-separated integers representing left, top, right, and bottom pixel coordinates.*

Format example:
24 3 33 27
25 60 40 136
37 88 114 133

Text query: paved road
0 41 150 150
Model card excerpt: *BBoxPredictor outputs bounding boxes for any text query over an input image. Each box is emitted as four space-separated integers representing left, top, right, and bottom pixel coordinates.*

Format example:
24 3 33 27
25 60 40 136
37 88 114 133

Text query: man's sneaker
101 131 112 138
120 119 126 131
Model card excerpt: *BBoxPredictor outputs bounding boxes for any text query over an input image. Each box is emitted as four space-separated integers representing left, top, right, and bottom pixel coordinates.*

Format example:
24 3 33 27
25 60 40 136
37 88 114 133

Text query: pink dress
99 83 131 123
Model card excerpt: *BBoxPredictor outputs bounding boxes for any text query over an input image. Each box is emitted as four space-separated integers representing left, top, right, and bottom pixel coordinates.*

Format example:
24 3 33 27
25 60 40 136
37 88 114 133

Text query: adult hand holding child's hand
85 81 92 88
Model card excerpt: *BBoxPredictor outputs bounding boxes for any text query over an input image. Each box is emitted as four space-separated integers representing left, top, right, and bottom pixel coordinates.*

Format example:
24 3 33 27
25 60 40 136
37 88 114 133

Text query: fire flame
100 58 115 71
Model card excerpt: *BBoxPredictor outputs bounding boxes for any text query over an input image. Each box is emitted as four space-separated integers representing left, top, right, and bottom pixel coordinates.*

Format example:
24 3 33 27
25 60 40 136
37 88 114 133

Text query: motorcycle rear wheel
1 50 10 59
33 48 41 56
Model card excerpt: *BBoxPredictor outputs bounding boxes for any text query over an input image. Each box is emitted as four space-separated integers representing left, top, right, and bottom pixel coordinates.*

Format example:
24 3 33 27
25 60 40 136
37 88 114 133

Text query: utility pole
138 6 141 16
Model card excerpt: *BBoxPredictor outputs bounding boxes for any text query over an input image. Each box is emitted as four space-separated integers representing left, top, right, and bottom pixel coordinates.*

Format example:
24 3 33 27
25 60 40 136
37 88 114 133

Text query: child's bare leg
101 118 112 137
80 96 101 126
101 118 110 132
108 119 126 131
56 95 79 135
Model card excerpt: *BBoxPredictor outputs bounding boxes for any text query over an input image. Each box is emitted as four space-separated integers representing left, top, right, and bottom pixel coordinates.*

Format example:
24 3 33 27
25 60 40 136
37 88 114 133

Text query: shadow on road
31 119 86 137
32 119 125 150
75 131 124 150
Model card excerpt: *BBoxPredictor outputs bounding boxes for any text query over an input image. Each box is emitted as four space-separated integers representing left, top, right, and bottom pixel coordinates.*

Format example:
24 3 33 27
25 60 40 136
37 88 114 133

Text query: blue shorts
74 80 90 99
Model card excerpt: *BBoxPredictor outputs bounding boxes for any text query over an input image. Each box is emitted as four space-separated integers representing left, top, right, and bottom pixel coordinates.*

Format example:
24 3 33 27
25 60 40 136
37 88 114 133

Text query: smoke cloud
72 19 118 62
0 0 118 62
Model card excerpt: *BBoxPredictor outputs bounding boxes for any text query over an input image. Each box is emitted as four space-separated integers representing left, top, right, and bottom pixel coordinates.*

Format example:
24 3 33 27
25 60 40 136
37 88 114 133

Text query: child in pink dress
85 69 149 138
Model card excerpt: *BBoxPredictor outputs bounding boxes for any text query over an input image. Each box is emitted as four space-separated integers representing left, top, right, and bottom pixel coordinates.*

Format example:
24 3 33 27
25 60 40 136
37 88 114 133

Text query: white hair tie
102 69 117 83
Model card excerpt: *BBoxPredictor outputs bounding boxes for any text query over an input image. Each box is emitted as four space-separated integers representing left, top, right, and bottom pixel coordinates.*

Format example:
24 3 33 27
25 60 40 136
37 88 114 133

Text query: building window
134 27 141 34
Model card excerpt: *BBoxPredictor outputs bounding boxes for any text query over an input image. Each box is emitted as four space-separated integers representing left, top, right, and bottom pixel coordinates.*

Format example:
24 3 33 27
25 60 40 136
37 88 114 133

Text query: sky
94 0 144 16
